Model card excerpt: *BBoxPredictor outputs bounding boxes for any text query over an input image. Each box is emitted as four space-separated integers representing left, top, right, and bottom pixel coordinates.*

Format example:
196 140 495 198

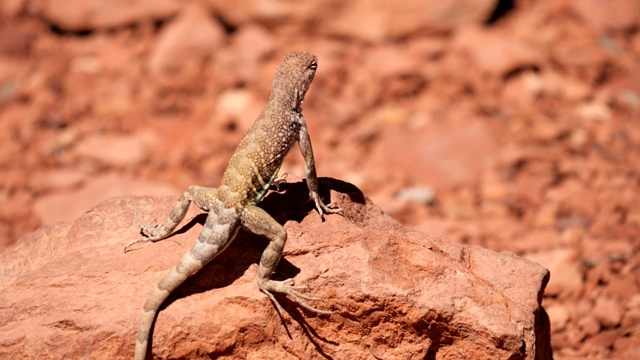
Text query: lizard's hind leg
240 205 332 316
125 185 218 252
133 207 237 359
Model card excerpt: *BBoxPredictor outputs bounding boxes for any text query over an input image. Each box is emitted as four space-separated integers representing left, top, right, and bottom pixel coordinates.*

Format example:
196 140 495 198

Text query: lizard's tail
134 251 206 360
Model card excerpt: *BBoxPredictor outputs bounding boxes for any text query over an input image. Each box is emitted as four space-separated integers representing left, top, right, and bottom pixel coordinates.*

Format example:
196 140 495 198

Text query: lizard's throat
269 87 307 111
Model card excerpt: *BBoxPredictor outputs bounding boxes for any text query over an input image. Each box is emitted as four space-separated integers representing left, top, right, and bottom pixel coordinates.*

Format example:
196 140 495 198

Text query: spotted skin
125 52 341 360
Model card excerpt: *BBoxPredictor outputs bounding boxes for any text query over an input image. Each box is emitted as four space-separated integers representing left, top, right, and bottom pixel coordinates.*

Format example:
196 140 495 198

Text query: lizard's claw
271 173 289 193
323 202 342 214
124 237 148 253
134 211 159 237
125 212 162 253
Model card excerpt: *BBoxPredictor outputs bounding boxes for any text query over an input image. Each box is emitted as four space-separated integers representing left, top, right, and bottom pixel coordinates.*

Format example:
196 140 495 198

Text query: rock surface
0 179 550 359
206 0 498 42
2 0 639 357
36 0 181 31
147 3 224 76
33 173 179 225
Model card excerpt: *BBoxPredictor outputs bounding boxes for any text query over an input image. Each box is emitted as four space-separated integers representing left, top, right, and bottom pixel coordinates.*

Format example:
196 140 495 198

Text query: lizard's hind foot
259 278 333 316
309 192 342 219
134 211 162 237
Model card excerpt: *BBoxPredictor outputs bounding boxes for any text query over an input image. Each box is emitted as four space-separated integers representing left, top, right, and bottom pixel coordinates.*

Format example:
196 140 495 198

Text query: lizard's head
271 52 318 109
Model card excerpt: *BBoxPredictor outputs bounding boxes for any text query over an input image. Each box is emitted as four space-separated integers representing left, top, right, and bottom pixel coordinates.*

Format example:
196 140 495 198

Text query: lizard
124 51 341 359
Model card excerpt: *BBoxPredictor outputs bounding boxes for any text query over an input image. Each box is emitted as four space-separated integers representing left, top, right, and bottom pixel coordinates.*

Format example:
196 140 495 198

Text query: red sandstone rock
1 0 640 358
592 297 623 329
206 0 498 42
569 0 640 32
326 1 499 42
454 27 545 76
29 168 88 193
34 0 181 31
0 180 550 359
33 173 179 225
366 117 498 190
148 3 224 76
75 134 149 167
526 248 583 298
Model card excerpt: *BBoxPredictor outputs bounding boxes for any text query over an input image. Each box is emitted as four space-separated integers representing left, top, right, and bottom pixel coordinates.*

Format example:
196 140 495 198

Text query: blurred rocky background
1 0 639 357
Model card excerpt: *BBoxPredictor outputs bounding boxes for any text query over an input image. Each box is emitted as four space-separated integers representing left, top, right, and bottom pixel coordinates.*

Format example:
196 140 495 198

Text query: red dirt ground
1 0 639 358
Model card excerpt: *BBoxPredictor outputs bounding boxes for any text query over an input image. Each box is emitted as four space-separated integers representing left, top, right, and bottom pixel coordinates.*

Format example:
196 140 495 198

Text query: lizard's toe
259 279 332 315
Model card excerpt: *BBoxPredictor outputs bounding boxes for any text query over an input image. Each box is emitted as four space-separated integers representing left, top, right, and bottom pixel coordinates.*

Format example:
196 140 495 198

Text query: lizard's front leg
298 123 341 218
240 204 332 315
125 185 218 252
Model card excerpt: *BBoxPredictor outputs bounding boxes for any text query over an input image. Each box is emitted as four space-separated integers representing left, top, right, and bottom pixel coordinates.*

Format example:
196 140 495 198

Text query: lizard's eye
309 62 317 71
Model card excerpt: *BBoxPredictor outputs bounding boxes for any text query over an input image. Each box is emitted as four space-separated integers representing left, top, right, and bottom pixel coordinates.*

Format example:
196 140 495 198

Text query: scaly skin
125 52 340 360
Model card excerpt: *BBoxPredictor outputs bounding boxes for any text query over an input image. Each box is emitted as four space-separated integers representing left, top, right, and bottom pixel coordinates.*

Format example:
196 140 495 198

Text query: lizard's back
218 52 317 209
219 107 301 208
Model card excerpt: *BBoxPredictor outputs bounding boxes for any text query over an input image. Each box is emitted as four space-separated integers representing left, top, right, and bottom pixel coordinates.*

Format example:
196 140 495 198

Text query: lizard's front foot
123 212 166 252
259 278 333 316
270 172 288 192
134 211 164 238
